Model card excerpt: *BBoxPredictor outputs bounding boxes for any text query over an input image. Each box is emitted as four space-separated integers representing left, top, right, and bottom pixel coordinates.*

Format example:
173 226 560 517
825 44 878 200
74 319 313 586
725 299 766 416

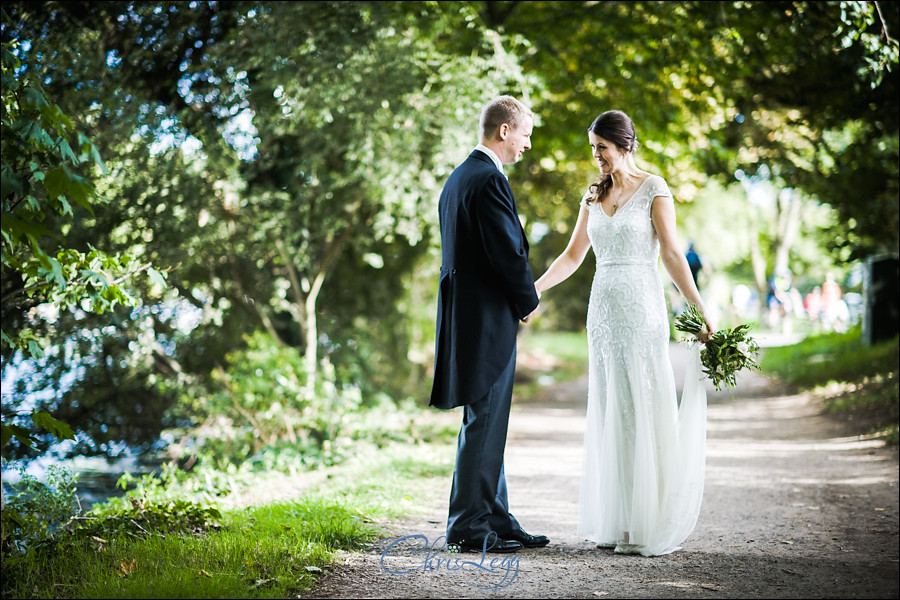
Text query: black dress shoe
504 530 550 548
452 536 523 553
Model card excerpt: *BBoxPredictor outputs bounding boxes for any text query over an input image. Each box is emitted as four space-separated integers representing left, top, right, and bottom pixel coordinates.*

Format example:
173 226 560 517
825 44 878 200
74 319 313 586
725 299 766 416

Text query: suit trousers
446 345 523 542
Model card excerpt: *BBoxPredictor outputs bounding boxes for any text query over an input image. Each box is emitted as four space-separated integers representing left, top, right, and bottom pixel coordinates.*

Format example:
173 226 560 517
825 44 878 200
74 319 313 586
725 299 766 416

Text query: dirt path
303 343 899 599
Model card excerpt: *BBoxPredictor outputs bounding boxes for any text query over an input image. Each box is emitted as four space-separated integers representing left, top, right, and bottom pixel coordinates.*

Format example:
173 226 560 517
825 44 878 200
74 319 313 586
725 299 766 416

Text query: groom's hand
522 304 540 324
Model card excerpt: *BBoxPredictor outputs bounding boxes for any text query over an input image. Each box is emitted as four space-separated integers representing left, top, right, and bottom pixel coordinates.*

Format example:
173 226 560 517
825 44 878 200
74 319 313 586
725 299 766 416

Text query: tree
693 1 899 261
1 1 537 460
1 21 166 454
483 0 897 327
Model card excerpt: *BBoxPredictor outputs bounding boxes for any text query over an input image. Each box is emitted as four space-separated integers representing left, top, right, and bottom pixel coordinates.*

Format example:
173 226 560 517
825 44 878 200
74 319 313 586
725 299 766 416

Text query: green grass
525 330 591 362
1 439 457 599
516 330 589 397
96 500 364 599
304 439 455 519
760 327 899 443
4 499 365 599
760 327 898 387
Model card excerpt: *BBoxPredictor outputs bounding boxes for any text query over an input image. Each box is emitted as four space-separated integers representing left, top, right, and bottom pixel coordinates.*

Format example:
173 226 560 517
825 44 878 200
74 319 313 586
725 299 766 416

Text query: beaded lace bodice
582 175 671 266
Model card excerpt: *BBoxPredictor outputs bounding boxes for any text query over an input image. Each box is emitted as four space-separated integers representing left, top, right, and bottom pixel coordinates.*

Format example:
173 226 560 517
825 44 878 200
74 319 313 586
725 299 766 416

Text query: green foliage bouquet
675 303 760 391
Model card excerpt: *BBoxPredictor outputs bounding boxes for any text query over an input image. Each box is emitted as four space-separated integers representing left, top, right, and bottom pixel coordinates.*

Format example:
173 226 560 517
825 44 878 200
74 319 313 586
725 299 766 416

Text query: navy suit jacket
429 150 540 410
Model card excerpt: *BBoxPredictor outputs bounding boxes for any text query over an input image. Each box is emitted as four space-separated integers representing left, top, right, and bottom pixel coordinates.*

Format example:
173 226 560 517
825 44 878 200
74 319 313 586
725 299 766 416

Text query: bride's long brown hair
586 111 639 204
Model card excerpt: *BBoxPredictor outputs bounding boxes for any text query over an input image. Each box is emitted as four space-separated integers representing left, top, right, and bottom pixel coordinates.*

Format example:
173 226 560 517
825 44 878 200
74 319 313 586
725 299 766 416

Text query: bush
760 326 898 387
166 332 363 470
1 464 80 555
160 331 459 475
760 326 899 442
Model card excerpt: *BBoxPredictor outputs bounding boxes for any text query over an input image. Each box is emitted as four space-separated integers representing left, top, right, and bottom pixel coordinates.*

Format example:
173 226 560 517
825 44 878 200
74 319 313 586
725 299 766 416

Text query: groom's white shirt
474 144 504 174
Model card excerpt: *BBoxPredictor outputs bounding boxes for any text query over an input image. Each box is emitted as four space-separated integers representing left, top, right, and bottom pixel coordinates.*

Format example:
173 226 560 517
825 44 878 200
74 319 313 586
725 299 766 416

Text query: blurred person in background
821 273 848 332
685 242 709 289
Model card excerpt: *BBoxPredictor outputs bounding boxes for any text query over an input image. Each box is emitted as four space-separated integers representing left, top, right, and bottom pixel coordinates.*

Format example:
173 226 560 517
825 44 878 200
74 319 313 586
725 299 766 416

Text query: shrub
1 464 79 555
166 332 362 470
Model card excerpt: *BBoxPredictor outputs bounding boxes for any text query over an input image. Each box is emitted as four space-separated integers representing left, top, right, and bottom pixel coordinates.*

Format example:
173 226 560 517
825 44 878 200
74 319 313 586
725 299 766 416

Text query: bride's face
589 132 625 175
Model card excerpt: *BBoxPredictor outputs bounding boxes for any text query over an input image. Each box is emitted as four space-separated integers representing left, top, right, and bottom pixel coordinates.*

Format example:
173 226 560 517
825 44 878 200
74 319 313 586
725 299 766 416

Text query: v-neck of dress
600 175 652 218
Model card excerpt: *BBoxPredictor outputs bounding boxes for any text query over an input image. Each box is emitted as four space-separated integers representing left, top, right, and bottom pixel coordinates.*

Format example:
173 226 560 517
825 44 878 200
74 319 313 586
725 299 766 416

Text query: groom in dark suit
430 96 548 553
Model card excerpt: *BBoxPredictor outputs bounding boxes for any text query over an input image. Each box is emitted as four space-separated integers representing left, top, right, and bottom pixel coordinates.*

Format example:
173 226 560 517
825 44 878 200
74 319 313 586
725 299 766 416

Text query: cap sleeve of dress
580 190 596 212
645 175 673 209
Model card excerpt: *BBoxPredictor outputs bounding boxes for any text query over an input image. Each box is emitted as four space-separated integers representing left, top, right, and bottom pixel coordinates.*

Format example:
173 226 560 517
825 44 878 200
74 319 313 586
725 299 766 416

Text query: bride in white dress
534 110 714 556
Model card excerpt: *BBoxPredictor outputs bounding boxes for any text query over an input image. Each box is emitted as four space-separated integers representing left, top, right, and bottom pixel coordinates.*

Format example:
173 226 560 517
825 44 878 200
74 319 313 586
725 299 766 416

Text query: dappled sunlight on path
304 342 899 599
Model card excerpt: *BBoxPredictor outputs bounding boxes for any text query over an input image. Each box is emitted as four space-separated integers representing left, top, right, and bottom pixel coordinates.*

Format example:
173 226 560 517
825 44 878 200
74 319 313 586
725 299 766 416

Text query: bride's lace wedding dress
578 174 707 556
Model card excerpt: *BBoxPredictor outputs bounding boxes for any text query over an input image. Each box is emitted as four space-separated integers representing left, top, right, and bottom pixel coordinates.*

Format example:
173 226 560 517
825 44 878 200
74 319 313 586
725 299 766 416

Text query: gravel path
303 343 899 599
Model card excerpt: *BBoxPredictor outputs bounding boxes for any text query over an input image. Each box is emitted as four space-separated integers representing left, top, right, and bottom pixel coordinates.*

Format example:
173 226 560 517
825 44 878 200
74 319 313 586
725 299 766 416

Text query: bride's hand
697 320 714 344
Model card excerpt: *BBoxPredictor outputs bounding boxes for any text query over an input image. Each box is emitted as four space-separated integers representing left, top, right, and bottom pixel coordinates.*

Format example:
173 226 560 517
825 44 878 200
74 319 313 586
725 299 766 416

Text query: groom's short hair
480 96 532 140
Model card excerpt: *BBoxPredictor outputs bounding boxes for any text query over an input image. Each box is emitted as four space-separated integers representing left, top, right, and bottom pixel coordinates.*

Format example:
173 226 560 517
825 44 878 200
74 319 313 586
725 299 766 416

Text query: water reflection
1 454 163 510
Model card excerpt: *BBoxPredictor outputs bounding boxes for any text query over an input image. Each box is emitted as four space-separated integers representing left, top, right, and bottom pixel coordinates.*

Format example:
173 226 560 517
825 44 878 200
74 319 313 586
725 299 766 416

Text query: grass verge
760 327 899 443
1 437 457 599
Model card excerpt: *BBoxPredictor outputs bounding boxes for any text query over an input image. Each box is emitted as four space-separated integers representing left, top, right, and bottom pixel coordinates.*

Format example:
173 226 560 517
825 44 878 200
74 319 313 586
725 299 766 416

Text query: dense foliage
1 1 897 470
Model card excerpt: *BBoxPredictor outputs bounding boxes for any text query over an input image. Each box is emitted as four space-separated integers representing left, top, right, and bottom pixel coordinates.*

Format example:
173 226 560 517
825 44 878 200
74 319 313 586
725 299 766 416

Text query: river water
1 454 163 510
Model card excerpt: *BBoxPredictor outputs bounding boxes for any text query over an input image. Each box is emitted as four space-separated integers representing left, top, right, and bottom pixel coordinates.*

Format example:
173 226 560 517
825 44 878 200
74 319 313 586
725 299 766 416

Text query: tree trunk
773 189 805 279
228 248 289 345
275 238 309 344
303 291 319 397
749 231 769 311
301 225 355 397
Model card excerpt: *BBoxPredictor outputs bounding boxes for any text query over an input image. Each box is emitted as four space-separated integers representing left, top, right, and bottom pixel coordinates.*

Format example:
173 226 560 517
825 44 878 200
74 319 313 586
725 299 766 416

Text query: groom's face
499 116 533 164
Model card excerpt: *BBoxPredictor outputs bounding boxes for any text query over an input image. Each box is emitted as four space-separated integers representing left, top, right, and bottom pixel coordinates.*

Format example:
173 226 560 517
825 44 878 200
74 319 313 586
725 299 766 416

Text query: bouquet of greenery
675 303 760 391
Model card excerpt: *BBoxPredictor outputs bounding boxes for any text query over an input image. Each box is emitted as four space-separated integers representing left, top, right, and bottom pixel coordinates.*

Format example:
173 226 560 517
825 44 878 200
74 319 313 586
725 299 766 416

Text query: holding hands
522 285 541 324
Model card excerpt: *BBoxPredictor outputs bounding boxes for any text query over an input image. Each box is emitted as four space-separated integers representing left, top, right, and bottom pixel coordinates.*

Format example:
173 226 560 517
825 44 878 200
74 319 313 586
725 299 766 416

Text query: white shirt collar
474 144 504 173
